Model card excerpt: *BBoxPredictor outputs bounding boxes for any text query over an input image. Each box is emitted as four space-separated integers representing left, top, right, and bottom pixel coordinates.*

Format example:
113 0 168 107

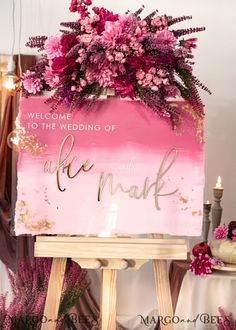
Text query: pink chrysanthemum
189 253 213 276
43 66 60 88
22 70 42 94
232 229 236 242
214 224 228 240
157 30 177 47
44 35 62 59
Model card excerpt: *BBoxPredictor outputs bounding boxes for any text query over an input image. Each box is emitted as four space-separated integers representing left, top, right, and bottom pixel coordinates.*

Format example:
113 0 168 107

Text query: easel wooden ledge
35 236 187 330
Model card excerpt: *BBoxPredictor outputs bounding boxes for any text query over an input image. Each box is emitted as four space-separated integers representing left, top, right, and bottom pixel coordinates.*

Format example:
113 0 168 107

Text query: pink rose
51 57 68 74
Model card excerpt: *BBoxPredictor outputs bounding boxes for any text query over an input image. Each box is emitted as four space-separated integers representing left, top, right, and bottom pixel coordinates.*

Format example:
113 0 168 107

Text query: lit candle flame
206 200 210 204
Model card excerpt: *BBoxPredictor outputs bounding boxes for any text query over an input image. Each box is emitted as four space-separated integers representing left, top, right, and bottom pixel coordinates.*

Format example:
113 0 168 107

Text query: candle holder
202 203 211 242
211 188 223 233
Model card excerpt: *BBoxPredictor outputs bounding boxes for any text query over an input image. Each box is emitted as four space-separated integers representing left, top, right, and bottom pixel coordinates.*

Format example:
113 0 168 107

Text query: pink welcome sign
14 97 204 236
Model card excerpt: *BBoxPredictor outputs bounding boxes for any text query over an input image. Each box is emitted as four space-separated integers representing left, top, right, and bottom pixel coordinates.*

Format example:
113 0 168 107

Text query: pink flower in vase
44 35 62 59
213 224 228 240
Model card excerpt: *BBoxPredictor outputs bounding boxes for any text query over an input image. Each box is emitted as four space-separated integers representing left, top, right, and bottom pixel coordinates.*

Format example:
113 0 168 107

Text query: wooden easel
34 236 187 330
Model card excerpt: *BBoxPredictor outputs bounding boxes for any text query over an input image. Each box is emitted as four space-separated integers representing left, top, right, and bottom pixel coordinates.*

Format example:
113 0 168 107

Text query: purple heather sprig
217 307 236 330
0 258 87 330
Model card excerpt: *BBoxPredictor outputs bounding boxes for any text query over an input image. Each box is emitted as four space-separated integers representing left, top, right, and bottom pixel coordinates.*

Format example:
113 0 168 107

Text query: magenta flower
44 35 62 59
232 229 236 242
61 34 77 54
22 70 42 94
189 254 213 276
214 224 228 240
113 78 135 99
51 56 68 74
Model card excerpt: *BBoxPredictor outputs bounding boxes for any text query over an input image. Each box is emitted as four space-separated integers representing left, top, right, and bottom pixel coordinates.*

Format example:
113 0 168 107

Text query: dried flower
214 224 228 240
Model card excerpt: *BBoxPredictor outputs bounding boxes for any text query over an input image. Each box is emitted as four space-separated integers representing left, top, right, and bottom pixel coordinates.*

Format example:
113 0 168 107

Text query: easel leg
41 258 67 330
100 269 117 330
153 259 174 330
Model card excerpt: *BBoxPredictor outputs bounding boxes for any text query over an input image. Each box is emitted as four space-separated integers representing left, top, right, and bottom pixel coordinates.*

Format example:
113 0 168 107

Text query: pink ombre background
15 97 204 236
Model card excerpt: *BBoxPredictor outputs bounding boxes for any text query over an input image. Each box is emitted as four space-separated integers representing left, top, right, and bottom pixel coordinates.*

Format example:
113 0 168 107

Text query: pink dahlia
22 70 42 94
213 224 228 240
44 35 62 59
189 253 212 276
232 229 236 242
43 66 60 88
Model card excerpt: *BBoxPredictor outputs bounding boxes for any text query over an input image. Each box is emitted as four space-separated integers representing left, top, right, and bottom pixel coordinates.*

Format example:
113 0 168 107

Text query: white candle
215 176 223 189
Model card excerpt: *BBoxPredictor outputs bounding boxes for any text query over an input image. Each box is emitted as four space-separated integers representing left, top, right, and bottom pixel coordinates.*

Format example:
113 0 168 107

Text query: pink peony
22 70 42 94
213 224 228 240
189 253 213 276
44 35 62 59
43 66 60 88
232 229 236 242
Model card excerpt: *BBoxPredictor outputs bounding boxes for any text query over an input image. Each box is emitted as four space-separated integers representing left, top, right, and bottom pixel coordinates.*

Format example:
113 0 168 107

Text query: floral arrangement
190 221 236 276
214 221 236 241
22 0 211 128
189 242 224 276
0 258 88 330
